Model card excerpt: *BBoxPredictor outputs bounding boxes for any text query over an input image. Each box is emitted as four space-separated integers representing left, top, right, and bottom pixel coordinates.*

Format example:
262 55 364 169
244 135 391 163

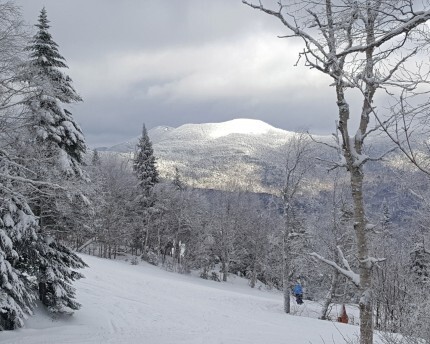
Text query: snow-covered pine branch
0 173 64 189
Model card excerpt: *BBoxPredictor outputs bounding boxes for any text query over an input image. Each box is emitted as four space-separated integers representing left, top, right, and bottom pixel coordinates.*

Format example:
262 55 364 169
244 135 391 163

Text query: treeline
85 148 289 288
85 129 430 341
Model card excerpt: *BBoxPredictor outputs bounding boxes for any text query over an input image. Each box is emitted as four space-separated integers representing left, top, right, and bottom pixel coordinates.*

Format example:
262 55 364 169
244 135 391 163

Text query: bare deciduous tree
243 1 430 342
280 132 313 313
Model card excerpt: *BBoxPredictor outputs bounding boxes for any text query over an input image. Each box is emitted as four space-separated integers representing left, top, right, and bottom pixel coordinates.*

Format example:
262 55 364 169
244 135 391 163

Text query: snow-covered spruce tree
133 124 159 254
0 3 40 330
410 242 430 285
133 124 158 199
172 166 185 191
0 152 39 330
35 238 85 314
23 7 85 174
0 196 37 330
19 7 87 315
91 149 101 166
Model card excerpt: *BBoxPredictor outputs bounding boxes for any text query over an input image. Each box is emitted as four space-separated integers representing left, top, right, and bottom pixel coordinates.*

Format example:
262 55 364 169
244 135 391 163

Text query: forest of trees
1 2 430 344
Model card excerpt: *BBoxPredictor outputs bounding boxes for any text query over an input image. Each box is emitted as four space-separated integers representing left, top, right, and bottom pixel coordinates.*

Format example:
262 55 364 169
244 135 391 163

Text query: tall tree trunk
283 275 291 314
250 260 257 288
221 258 228 282
336 56 374 342
283 229 291 314
157 226 161 261
144 227 149 251
351 169 373 344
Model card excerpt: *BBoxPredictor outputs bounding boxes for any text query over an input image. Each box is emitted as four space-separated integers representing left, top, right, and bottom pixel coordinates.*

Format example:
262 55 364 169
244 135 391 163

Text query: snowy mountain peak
208 118 278 139
96 118 331 192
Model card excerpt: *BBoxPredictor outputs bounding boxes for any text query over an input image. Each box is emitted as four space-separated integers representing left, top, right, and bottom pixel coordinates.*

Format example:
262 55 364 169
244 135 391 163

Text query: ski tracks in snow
0 255 363 344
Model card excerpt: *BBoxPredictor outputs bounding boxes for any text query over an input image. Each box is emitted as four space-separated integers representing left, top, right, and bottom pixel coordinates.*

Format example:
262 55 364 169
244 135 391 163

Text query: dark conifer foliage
24 7 85 171
91 149 101 166
0 188 38 330
12 7 88 320
36 238 86 314
131 124 159 254
410 242 430 285
173 167 185 191
133 124 159 199
27 8 67 69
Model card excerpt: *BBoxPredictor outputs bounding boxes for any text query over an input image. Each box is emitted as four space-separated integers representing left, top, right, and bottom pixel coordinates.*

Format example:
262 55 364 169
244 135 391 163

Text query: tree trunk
336 56 374 341
144 226 149 251
283 229 291 314
351 169 373 344
283 273 291 314
157 227 161 262
221 259 228 282
320 270 339 320
250 262 257 288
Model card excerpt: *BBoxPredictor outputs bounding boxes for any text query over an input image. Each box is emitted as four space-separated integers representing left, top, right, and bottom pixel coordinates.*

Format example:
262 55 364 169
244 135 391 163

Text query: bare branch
309 251 360 287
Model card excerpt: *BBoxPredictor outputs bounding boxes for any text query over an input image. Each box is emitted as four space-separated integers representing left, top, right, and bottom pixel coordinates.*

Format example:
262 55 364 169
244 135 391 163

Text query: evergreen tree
19 7 88 316
172 166 185 191
379 200 392 237
0 199 37 330
133 124 159 253
91 149 101 166
36 238 85 314
0 160 38 329
0 4 87 328
410 242 430 285
0 4 40 329
133 124 158 199
24 7 85 175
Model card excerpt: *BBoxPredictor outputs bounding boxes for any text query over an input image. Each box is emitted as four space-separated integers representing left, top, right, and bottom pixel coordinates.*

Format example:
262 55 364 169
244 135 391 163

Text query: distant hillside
99 118 408 195
96 118 421 229
100 119 324 193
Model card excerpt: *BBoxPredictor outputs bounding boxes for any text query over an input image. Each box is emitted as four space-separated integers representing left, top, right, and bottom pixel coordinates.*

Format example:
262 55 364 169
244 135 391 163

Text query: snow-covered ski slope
1 254 370 344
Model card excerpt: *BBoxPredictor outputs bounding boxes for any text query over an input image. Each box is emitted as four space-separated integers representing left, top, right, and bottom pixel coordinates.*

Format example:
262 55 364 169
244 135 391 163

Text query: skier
293 281 304 304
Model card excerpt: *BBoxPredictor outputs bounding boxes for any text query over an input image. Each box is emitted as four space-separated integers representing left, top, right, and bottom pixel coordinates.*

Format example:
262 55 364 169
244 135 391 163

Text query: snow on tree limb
360 256 386 269
309 251 360 287
0 173 64 189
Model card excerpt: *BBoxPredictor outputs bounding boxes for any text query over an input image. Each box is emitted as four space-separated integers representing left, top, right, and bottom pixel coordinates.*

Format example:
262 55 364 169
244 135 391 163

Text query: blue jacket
293 284 303 295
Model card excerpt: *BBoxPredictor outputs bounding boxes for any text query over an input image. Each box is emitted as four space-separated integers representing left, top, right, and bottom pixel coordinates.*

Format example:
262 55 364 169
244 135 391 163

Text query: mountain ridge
97 118 399 195
98 118 318 193
101 118 302 152
93 118 418 223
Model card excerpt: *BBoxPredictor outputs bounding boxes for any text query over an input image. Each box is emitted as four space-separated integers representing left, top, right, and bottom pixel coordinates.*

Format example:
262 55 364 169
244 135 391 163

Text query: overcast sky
17 0 339 147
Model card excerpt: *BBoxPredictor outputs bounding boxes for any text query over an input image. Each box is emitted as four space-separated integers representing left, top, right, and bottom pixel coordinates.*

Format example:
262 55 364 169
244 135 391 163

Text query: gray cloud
17 0 339 147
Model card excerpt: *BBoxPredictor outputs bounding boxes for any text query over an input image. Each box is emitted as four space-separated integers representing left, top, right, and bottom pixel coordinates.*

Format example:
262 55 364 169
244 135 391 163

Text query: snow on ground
1 255 370 344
